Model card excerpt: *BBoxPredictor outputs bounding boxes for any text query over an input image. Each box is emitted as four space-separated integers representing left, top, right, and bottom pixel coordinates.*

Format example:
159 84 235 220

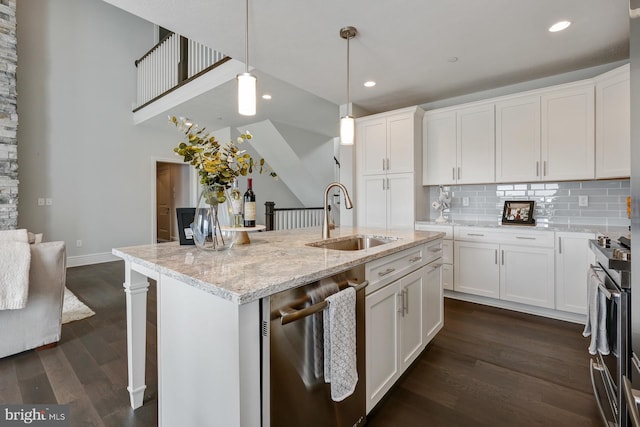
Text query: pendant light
237 0 256 116
339 26 357 145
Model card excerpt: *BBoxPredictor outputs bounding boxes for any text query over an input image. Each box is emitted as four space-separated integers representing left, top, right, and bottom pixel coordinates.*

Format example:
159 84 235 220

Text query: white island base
124 262 261 426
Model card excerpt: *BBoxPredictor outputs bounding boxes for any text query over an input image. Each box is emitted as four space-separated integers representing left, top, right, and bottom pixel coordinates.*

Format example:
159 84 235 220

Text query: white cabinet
595 64 630 179
357 107 422 228
499 244 555 308
555 232 595 314
454 228 555 309
541 83 595 181
423 103 494 185
454 241 500 297
495 94 541 182
496 81 595 182
365 240 443 413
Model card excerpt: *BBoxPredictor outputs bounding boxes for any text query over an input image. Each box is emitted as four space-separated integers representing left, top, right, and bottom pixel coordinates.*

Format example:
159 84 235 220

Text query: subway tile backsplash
427 179 630 227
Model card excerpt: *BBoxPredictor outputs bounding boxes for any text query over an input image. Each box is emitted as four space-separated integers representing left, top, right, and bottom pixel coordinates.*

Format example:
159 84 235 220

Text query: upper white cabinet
359 109 417 176
541 82 595 181
423 103 495 185
357 106 423 228
495 81 595 182
495 95 541 182
595 64 630 179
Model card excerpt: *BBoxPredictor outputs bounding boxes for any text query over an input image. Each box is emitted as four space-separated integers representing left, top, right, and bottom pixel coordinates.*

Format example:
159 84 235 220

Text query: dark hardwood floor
0 261 601 426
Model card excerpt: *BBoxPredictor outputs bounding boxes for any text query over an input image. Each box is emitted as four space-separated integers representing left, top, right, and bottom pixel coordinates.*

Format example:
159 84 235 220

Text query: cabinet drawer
500 231 554 247
454 227 554 247
454 227 500 242
366 240 442 295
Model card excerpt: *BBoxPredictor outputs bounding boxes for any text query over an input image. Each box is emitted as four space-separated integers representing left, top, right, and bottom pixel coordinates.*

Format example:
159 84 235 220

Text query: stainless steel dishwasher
261 265 367 427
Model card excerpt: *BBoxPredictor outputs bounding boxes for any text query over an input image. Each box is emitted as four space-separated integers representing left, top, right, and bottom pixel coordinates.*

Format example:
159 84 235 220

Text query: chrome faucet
323 182 353 239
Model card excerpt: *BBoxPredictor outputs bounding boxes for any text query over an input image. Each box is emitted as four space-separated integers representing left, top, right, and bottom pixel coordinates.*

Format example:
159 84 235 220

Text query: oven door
589 265 627 427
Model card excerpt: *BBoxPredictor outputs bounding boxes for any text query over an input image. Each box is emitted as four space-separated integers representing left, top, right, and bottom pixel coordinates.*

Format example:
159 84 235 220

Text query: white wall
17 0 187 265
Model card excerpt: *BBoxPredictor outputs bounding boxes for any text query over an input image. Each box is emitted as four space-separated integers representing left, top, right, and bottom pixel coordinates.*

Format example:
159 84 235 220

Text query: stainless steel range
589 236 632 427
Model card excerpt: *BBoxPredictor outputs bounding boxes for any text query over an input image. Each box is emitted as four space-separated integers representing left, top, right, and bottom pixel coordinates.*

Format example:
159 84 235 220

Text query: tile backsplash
427 179 630 227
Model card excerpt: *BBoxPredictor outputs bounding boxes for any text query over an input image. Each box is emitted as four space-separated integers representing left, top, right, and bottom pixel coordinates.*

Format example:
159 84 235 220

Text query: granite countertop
415 220 630 237
112 227 444 305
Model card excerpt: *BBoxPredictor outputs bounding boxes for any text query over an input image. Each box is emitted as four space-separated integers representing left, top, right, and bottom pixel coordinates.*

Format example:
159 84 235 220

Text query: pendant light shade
340 115 355 145
339 26 357 145
238 0 256 116
238 73 256 116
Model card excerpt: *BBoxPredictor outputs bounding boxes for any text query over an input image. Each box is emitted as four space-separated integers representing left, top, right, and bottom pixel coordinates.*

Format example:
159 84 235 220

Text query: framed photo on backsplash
501 201 535 225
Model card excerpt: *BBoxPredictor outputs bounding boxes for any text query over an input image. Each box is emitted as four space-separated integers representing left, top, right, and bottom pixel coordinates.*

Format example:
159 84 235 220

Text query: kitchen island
112 226 444 426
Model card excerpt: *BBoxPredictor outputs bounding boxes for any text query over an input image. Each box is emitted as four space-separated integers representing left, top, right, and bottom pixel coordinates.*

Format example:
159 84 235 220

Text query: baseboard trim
444 290 586 324
67 252 120 268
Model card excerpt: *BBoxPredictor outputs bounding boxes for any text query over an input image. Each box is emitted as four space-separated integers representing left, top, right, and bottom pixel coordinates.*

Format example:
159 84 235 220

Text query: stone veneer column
0 0 17 230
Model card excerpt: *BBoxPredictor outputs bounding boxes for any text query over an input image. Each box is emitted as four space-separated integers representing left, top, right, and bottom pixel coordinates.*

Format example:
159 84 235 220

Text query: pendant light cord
245 0 249 73
346 34 351 116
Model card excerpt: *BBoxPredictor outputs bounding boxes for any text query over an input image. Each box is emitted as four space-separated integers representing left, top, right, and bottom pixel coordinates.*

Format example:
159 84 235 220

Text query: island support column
123 261 151 409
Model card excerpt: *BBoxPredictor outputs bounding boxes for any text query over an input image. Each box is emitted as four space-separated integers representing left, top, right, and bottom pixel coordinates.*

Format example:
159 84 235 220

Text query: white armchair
0 241 66 358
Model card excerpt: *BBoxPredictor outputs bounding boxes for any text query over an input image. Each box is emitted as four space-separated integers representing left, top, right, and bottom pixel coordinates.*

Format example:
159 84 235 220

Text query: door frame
150 156 198 244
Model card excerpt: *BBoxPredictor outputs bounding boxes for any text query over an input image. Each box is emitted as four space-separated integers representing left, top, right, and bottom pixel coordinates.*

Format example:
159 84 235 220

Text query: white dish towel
323 286 358 402
583 267 610 355
0 229 31 310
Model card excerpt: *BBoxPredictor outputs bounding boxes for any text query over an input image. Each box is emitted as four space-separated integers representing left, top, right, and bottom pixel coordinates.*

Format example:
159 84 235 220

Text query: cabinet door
541 83 595 181
387 173 414 229
400 269 424 368
596 65 630 179
365 283 401 413
500 245 555 308
388 113 415 174
359 175 387 228
457 104 495 184
454 241 500 297
555 232 595 314
423 110 457 185
495 95 541 182
442 263 453 291
359 118 387 175
423 262 444 344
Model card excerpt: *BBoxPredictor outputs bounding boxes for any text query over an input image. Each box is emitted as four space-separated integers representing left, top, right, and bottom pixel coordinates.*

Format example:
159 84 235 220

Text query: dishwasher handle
280 280 368 325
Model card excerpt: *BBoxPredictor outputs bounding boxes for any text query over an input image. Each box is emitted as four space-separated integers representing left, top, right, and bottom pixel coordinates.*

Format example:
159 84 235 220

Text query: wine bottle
230 180 243 227
243 178 256 227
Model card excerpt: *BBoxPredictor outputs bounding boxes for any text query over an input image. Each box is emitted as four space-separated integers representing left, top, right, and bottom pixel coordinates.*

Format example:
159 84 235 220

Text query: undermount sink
306 234 398 251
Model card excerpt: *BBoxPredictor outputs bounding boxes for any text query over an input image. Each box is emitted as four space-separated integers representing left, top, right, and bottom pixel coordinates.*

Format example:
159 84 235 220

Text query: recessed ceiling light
364 81 376 88
262 94 272 100
549 20 571 32
447 57 458 63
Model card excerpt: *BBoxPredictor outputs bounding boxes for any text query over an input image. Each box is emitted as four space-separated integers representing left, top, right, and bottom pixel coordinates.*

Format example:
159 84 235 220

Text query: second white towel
323 286 358 402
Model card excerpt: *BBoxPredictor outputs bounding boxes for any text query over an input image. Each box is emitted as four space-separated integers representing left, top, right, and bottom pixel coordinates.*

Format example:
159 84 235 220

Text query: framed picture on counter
501 201 535 225
176 208 196 245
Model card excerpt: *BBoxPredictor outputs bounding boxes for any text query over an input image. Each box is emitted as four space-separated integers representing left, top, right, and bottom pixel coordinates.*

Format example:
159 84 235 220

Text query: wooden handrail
135 32 175 67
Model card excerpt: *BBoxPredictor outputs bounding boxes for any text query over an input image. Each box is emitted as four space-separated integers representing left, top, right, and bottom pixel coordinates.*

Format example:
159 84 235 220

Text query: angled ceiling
104 0 630 136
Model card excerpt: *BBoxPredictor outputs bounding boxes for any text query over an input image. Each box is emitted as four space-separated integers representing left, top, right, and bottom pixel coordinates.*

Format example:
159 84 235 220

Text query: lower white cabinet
500 244 555 308
555 232 595 314
454 241 500 297
365 261 442 413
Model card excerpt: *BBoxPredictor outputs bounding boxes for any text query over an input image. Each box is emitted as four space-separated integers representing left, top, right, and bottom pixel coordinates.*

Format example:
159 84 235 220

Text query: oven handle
589 265 621 300
590 359 616 427
624 375 640 427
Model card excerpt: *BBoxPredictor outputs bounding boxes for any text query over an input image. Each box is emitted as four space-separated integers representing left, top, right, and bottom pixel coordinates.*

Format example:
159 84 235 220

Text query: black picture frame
501 201 535 225
176 208 196 245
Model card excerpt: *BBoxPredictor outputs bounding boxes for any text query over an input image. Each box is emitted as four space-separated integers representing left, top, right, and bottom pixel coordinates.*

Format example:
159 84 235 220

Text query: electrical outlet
578 195 588 207
37 198 45 206
45 198 53 206
76 240 82 248
462 197 469 207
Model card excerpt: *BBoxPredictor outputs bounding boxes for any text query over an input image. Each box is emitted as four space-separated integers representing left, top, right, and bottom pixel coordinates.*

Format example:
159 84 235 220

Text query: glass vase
192 185 233 251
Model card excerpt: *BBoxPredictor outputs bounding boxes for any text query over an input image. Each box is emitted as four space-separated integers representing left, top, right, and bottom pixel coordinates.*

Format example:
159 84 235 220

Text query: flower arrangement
170 116 276 203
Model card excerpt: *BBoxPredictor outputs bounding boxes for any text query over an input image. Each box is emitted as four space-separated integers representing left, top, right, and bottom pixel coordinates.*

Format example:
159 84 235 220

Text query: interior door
156 164 171 242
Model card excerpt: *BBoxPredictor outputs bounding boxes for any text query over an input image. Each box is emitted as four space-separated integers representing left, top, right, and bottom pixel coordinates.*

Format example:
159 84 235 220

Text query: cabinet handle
501 250 504 265
495 249 498 265
543 160 547 176
457 167 461 181
428 246 442 253
397 293 404 317
404 288 409 315
558 237 562 254
409 256 423 262
467 233 485 237
378 267 396 277
516 236 536 240
427 262 443 272
536 161 540 177
452 167 456 181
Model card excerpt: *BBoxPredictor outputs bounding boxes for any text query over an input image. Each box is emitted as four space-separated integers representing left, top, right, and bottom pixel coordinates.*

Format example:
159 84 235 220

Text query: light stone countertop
415 220 630 238
112 226 444 305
